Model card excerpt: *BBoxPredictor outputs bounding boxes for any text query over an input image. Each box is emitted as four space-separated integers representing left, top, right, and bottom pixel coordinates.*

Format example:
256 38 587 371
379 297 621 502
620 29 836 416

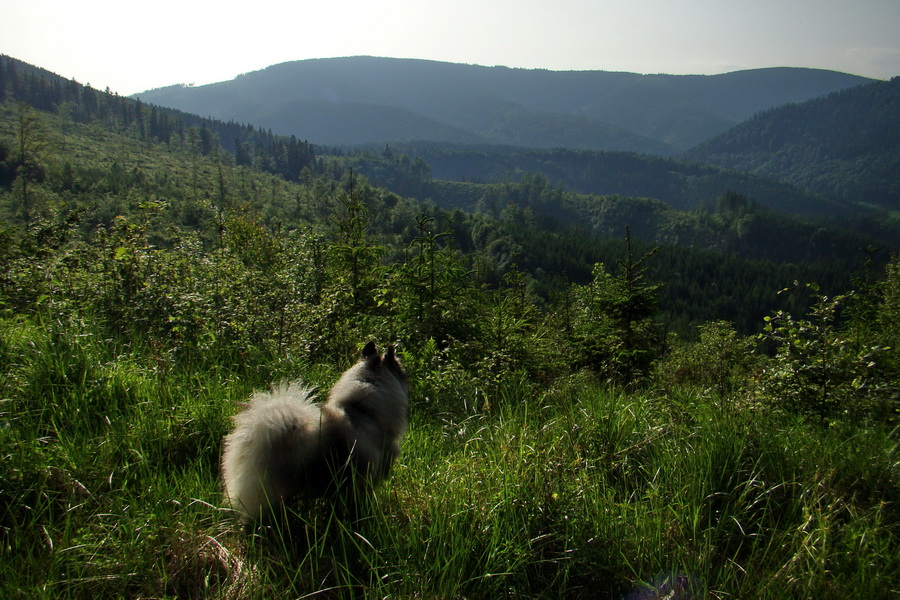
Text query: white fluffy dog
221 342 408 522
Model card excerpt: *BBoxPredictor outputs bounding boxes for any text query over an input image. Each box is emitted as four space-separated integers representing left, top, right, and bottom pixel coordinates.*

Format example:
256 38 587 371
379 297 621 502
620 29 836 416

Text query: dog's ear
362 341 379 362
384 344 406 375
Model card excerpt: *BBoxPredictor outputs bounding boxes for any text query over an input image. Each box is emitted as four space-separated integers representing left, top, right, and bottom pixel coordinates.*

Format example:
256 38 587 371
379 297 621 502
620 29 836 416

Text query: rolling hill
685 77 900 209
134 56 871 153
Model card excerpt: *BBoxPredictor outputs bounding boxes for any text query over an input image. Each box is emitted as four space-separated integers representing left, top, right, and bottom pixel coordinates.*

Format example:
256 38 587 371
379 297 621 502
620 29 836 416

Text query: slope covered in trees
1 54 896 334
346 142 853 217
686 77 900 209
0 55 318 183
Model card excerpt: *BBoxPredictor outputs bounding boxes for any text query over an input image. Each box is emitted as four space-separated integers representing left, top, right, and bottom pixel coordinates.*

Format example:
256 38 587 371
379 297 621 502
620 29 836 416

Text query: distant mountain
685 77 900 209
134 57 871 153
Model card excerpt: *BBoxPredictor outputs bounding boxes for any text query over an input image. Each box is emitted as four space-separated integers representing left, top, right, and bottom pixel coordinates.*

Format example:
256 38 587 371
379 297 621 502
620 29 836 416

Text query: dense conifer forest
0 55 897 599
686 77 900 208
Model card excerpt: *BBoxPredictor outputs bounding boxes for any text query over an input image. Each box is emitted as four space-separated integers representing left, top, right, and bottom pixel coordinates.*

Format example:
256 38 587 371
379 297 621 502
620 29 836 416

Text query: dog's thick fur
221 342 408 522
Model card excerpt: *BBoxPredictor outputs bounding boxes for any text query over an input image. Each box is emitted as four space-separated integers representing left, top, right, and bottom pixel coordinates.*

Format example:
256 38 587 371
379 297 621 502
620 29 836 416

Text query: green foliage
874 257 900 376
756 283 896 423
328 175 386 313
2 333 897 598
0 55 317 185
373 143 850 216
8 103 47 227
0 66 897 599
688 77 900 209
654 320 757 397
389 214 476 348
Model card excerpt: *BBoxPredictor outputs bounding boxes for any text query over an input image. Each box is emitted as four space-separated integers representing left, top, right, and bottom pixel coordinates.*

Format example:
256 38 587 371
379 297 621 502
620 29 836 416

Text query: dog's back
220 343 408 523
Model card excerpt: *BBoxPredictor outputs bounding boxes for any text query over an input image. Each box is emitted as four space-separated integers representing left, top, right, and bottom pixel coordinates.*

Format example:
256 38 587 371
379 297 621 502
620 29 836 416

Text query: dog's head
360 341 408 392
326 341 408 433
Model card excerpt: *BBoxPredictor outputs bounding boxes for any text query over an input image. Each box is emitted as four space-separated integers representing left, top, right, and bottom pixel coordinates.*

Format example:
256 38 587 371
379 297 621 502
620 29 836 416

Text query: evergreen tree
10 103 46 227
234 139 252 166
199 125 214 156
569 228 662 383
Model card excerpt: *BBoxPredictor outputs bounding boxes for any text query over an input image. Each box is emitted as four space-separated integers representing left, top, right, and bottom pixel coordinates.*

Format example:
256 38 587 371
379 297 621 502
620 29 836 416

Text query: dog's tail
221 381 320 521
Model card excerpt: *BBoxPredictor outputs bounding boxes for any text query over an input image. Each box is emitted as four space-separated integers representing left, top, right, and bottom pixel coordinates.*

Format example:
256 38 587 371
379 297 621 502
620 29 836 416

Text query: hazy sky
4 0 899 95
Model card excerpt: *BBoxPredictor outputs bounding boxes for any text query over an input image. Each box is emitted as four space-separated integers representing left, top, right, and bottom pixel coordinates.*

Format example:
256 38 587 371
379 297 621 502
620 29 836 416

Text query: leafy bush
755 285 894 423
654 320 757 398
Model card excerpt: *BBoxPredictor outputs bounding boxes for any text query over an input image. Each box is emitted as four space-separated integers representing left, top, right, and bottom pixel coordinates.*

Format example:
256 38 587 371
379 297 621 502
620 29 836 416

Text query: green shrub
756 286 893 424
654 320 757 397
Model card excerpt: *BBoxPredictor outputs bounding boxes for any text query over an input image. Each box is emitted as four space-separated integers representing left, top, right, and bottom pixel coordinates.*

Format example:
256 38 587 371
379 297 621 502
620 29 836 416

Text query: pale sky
3 0 899 96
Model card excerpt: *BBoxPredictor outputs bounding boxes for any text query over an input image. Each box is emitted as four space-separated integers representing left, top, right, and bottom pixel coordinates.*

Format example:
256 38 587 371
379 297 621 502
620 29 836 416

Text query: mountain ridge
134 56 872 153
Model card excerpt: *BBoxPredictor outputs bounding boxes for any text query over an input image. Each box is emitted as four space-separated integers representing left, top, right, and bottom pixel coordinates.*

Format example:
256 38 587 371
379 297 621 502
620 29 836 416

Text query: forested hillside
342 142 856 217
1 56 898 599
134 57 871 152
0 55 318 182
686 77 900 208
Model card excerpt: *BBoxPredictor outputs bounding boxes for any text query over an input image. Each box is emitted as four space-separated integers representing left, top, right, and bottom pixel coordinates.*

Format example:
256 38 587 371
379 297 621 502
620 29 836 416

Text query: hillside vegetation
1 58 898 599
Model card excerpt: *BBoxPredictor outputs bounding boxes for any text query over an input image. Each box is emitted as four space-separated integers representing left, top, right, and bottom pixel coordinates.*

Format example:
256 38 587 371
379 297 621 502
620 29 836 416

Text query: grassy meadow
0 313 897 599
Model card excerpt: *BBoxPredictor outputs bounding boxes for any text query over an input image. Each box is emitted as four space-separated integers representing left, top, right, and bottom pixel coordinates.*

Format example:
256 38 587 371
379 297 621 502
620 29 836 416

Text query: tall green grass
1 317 897 598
